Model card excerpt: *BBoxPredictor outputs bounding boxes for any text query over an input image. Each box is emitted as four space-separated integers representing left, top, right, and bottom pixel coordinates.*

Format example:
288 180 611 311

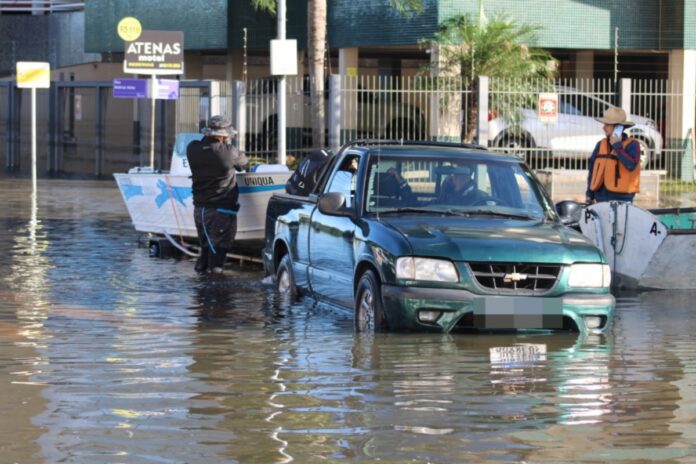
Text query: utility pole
614 27 619 85
277 0 287 165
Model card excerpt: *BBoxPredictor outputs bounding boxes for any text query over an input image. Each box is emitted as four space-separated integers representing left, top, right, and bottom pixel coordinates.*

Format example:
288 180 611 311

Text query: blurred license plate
490 343 547 364
474 297 563 329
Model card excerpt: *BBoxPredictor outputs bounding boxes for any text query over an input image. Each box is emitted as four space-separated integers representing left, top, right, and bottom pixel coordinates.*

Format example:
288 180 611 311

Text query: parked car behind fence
488 86 664 169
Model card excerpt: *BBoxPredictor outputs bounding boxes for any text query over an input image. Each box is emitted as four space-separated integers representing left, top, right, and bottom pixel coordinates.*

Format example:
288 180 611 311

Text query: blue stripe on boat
239 184 286 194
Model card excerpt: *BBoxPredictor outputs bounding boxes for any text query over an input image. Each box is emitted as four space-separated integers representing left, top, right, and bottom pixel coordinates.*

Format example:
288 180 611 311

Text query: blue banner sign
113 78 148 98
155 79 179 100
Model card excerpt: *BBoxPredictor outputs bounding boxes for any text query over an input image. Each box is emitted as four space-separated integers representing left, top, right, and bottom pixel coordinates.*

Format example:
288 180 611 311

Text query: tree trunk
308 0 327 148
463 80 478 144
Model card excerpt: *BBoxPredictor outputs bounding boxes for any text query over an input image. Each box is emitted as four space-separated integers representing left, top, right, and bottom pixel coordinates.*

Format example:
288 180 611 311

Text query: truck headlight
396 257 459 282
568 263 611 288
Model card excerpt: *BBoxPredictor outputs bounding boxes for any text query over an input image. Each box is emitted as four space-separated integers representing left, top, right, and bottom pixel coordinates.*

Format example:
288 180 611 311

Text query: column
185 52 204 80
667 50 696 181
574 50 594 91
225 48 244 83
339 48 358 142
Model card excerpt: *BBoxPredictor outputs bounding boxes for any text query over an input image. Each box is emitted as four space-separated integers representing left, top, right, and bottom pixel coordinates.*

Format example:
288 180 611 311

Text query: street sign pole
150 76 156 169
16 61 50 200
278 0 286 166
31 86 37 197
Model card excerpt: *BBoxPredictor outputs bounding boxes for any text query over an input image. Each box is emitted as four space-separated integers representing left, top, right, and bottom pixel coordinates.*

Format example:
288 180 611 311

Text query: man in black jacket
187 116 249 274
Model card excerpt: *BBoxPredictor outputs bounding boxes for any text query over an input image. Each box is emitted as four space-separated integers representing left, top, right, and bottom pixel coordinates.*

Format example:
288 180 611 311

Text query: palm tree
308 0 327 148
426 13 555 143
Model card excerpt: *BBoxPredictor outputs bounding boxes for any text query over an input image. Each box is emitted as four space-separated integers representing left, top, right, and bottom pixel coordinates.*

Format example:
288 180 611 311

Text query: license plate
490 343 547 364
473 297 563 329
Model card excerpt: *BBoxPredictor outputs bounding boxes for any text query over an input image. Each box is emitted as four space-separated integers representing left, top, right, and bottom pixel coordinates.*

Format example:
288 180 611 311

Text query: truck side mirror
555 200 582 226
318 192 353 217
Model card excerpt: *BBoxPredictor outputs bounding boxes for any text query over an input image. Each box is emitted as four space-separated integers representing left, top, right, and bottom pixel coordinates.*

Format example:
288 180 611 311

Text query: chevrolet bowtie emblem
503 272 528 283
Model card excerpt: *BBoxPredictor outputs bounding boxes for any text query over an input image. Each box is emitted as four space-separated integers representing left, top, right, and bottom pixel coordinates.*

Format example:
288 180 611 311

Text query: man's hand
609 134 622 145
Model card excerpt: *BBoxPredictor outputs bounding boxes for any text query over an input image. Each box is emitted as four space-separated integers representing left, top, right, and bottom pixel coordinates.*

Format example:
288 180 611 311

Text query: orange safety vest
589 137 640 193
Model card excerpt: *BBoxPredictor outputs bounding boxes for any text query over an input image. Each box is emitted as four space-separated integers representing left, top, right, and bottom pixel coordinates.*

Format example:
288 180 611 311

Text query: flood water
1 178 696 463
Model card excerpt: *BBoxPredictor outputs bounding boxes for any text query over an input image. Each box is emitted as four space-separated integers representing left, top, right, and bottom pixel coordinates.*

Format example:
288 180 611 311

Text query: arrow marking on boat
121 184 144 200
155 179 192 208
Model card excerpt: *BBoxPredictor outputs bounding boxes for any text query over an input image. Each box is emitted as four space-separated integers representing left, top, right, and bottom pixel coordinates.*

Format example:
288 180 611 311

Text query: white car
488 88 663 168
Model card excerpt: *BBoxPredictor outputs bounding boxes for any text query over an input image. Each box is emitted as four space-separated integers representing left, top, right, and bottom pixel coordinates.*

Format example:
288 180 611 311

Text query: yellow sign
117 17 142 42
16 61 50 89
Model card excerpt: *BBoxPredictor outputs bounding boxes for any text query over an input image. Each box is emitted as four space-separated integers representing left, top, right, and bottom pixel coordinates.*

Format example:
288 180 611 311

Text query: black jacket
186 136 249 209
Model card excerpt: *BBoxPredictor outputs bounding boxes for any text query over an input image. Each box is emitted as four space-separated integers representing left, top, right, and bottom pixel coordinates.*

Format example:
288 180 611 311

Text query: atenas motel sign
124 30 184 75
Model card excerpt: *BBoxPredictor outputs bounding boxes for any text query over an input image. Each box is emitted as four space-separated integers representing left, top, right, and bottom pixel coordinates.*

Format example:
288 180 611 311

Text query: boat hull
114 171 291 247
579 202 696 289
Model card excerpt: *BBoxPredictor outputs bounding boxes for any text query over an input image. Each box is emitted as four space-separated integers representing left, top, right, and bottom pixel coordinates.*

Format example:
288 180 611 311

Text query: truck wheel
276 254 298 301
355 270 387 333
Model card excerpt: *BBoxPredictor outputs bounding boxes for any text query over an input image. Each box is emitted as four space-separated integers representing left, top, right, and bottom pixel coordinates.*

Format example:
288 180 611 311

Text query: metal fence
1 79 186 177
2 75 694 205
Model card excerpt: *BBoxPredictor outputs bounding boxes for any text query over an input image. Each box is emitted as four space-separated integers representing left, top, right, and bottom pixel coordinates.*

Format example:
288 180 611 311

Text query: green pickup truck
263 141 614 334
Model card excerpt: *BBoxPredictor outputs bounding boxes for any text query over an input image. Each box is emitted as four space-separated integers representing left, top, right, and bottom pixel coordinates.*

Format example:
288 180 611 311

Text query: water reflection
1 179 696 463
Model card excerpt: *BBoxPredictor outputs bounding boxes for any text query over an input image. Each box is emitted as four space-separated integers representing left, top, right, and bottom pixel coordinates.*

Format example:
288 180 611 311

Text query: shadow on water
1 179 696 463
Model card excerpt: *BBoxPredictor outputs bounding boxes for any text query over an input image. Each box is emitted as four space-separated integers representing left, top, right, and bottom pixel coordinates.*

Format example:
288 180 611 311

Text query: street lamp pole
277 0 287 165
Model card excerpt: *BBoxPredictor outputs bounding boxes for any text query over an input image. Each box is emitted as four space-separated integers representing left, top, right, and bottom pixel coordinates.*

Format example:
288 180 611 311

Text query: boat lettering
650 222 660 235
584 209 592 223
244 176 275 187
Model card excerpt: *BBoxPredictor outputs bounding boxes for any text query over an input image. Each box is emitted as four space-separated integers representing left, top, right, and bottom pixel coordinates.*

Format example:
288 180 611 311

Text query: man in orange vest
585 107 641 204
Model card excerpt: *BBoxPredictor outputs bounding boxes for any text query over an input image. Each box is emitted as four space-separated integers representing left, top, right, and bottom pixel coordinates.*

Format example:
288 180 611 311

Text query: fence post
158 99 166 171
619 78 631 115
5 84 12 169
231 80 246 153
48 82 56 173
477 75 489 147
56 82 64 172
95 85 104 177
328 74 342 153
13 86 22 171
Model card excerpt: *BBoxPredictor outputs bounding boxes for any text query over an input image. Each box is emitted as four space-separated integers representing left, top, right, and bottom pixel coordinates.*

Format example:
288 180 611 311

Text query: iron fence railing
2 76 694 206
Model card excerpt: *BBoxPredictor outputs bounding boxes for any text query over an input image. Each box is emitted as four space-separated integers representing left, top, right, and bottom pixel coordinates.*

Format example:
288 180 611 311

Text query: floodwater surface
1 178 696 463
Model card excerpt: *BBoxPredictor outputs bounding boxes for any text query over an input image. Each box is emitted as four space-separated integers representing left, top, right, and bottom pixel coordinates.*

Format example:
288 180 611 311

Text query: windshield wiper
378 207 455 215
465 209 543 220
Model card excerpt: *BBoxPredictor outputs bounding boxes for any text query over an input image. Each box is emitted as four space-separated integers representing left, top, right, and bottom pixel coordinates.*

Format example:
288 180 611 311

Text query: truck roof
344 141 523 164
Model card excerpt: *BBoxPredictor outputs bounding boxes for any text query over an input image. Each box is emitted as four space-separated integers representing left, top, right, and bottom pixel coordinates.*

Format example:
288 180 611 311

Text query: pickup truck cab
263 141 614 334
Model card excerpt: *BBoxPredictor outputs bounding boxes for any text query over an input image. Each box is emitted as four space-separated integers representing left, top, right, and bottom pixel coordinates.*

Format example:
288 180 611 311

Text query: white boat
578 202 696 290
114 133 291 253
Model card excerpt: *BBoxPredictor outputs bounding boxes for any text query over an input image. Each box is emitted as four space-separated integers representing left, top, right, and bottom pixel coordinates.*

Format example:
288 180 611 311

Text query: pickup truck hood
381 216 602 264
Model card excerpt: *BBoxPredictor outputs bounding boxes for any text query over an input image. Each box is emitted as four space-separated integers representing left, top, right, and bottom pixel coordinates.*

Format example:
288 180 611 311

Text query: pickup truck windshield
365 155 549 219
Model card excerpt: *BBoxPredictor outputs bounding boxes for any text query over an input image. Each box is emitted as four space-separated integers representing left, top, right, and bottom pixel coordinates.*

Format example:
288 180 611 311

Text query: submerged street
1 178 696 463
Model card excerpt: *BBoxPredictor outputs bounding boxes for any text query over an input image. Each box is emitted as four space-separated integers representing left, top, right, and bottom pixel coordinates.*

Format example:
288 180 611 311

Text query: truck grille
468 262 562 294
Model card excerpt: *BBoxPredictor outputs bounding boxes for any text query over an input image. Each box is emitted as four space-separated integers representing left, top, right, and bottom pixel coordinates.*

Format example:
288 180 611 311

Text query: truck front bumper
381 285 614 335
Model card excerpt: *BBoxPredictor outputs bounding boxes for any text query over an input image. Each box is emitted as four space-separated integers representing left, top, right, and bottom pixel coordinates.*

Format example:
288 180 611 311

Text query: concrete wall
328 0 438 48
438 0 662 49
84 0 230 52
0 12 100 78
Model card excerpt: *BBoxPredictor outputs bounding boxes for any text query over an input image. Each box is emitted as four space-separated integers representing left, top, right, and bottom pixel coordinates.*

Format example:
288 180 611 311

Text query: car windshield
365 154 551 219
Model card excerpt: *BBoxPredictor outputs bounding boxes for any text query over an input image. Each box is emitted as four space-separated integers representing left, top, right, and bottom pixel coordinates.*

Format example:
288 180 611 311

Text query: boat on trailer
114 133 291 256
578 202 696 290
